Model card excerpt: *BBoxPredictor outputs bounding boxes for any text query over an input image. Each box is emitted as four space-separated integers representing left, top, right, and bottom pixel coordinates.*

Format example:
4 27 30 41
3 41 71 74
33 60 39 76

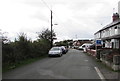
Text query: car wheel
59 54 62 57
48 55 51 57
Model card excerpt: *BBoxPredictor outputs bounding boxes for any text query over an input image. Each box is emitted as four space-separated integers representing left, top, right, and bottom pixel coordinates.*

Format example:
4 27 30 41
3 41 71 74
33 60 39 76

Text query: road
3 49 103 79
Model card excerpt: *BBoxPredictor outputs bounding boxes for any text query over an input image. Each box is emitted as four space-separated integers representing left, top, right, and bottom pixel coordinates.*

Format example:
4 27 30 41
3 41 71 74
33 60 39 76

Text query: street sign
96 39 102 46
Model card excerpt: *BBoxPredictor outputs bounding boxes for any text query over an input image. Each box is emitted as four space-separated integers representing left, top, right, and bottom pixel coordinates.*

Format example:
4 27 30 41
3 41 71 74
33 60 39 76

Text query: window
115 26 118 34
114 26 117 29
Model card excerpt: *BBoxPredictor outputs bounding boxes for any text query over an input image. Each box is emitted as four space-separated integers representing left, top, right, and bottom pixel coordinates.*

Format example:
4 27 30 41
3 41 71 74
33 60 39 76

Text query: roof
94 19 120 35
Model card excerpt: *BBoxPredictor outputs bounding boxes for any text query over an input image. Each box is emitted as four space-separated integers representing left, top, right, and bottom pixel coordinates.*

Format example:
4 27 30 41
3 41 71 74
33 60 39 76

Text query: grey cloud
23 0 43 7
31 12 50 22
4 0 119 41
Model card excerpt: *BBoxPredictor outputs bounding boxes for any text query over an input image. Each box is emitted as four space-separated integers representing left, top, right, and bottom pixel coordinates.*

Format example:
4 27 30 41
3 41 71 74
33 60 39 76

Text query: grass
3 55 48 73
96 60 114 71
96 59 120 72
94 57 120 72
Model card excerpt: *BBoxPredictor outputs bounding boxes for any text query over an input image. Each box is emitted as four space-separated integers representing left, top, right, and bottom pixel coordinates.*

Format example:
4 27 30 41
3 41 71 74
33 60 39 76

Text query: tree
55 40 73 47
36 28 56 52
1 32 9 44
37 28 56 42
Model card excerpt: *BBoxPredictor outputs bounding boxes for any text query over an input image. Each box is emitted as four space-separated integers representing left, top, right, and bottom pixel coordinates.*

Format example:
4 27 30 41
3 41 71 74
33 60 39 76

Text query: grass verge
3 55 48 73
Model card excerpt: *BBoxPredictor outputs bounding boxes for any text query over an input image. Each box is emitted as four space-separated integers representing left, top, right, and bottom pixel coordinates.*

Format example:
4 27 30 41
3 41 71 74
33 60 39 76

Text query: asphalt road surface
3 49 102 79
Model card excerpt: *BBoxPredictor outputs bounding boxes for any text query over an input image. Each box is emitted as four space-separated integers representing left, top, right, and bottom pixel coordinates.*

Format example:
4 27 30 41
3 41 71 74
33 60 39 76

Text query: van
78 43 92 52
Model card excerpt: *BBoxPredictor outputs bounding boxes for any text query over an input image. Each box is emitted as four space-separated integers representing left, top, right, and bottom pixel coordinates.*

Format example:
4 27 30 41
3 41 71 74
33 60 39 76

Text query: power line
41 0 64 25
53 12 63 23
40 0 65 23
41 0 51 11
40 0 62 25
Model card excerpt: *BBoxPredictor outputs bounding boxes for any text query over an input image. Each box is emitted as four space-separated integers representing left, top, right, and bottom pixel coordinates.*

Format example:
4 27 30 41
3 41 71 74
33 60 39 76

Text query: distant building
73 39 93 47
94 13 120 49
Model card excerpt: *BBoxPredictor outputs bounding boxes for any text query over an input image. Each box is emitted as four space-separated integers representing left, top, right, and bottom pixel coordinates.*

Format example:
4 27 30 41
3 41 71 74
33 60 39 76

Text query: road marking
94 67 106 81
84 60 88 62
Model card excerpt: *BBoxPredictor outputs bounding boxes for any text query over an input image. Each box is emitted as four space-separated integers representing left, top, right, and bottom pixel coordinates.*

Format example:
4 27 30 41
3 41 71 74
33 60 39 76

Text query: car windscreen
51 47 60 51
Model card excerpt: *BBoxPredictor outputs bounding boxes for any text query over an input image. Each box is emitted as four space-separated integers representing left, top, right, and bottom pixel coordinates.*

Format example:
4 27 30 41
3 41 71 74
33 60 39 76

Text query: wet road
3 49 101 79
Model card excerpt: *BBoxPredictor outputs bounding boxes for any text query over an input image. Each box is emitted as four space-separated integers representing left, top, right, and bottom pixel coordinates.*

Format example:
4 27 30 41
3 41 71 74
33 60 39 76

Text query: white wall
118 24 120 34
94 22 120 39
100 25 120 39
94 32 101 39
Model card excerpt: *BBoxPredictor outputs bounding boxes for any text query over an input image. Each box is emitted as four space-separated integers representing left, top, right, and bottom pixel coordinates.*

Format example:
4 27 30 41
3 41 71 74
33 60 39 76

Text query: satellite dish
54 24 58 25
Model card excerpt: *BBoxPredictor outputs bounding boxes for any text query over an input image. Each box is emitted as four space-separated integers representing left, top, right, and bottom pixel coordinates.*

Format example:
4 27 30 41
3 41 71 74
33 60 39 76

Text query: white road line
84 60 88 62
94 67 106 81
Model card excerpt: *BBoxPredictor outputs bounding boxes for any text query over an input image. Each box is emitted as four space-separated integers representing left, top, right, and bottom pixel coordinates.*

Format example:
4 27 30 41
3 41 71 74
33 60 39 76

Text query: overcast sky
0 0 120 42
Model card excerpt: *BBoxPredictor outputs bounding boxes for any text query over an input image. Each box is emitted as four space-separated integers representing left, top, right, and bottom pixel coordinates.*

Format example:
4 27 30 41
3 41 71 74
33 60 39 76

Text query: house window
111 27 115 36
115 40 119 49
114 26 117 29
118 27 120 34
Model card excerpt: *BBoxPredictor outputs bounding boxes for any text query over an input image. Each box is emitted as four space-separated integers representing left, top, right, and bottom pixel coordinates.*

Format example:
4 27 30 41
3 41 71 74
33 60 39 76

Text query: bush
2 28 55 70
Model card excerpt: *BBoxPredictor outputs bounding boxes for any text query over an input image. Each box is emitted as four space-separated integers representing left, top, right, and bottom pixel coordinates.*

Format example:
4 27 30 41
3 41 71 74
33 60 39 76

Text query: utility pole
50 10 53 48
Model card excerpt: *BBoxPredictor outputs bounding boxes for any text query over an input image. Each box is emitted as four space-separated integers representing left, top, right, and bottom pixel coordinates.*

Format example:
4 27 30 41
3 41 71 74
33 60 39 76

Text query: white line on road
94 67 106 81
84 60 88 62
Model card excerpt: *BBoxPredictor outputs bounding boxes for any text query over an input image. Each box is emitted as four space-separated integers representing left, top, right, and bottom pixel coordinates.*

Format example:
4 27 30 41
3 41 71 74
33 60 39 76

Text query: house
94 11 120 71
94 13 120 49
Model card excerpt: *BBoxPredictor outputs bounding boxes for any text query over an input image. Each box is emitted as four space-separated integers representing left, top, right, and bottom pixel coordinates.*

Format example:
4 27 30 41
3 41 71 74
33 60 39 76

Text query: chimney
112 13 119 22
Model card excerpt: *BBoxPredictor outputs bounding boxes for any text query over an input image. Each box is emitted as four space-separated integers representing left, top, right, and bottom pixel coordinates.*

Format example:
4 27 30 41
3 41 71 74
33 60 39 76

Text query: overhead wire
40 0 66 27
40 0 63 22
52 12 63 24
41 0 51 11
40 0 70 36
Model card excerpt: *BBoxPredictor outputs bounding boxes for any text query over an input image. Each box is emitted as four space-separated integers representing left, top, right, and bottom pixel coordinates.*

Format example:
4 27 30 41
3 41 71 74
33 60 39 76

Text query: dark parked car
61 46 66 54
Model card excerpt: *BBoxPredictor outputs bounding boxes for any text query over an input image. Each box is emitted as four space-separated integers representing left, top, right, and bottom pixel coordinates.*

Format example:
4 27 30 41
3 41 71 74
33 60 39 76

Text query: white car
48 47 62 57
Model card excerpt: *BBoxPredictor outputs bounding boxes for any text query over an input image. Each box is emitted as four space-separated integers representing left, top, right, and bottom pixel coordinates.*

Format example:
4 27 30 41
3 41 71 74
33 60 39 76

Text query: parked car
61 46 67 54
48 47 62 57
65 46 69 53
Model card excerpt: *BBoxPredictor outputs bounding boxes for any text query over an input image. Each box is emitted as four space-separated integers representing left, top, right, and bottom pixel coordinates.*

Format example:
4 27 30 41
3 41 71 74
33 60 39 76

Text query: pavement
84 50 120 81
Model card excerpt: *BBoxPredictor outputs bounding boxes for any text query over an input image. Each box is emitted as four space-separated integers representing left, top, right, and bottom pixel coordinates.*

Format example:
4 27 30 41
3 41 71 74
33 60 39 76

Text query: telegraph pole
50 10 53 48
